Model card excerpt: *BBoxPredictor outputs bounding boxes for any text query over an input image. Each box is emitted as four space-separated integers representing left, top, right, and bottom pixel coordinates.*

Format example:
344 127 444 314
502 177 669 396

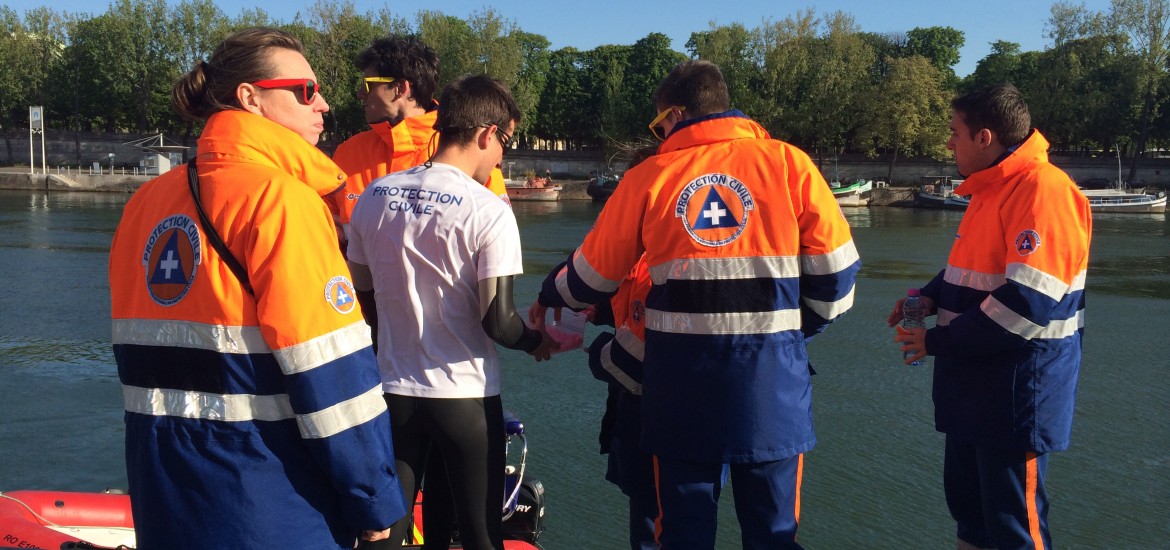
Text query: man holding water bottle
890 83 1091 550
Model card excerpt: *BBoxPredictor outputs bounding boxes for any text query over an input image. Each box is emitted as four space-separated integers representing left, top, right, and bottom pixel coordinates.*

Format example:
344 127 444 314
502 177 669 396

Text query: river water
0 190 1166 549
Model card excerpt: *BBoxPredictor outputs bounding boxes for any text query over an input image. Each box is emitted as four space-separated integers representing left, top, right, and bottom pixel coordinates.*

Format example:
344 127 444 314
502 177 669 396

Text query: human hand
529 331 558 362
360 528 391 542
581 305 598 323
894 325 928 364
528 300 549 330
887 295 935 326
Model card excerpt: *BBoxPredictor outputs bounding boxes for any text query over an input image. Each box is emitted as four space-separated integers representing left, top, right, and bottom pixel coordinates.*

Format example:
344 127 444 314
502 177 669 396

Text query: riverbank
0 171 923 207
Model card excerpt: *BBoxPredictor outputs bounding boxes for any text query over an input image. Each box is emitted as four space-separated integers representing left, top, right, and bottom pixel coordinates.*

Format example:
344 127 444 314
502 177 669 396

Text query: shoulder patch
325 275 358 314
143 214 201 306
674 173 754 247
1015 229 1041 256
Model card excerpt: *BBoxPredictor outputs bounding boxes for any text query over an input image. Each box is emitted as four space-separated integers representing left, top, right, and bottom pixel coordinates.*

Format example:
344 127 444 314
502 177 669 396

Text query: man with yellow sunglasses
328 37 509 249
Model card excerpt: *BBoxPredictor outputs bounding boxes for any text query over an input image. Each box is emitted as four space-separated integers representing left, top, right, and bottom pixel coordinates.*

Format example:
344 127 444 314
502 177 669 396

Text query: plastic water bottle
901 288 926 366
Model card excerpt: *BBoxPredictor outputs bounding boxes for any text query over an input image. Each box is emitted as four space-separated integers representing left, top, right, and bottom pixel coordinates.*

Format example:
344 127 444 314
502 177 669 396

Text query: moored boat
914 176 969 210
1080 188 1167 213
586 172 620 203
830 179 874 207
506 177 561 202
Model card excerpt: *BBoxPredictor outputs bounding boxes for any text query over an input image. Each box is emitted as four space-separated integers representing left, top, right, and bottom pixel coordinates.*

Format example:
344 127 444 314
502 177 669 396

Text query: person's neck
430 146 487 185
399 100 427 123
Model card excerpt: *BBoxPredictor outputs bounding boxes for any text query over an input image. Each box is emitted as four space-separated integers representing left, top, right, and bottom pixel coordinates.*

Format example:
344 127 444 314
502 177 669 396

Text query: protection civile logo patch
674 173 754 247
1015 229 1041 256
143 214 201 306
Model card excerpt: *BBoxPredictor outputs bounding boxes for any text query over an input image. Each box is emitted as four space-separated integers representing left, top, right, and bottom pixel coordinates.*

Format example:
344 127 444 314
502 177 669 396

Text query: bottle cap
907 288 921 297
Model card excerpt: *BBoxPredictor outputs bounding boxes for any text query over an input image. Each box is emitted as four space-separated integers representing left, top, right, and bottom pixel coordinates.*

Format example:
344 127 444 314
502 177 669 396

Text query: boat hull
1081 189 1167 213
505 186 561 202
1 489 542 549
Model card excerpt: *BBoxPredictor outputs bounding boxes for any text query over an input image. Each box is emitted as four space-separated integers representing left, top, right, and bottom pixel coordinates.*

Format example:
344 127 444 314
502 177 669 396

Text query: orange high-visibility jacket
539 111 860 462
922 129 1091 453
109 110 406 549
329 109 507 226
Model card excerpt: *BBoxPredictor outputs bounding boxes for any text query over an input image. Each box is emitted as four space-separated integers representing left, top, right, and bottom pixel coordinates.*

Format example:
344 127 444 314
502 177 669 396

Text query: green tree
417 11 476 89
857 55 950 181
533 47 590 147
621 33 685 141
906 26 964 86
511 31 551 141
168 0 231 144
301 0 387 142
687 23 766 119
964 40 1023 92
1109 0 1170 182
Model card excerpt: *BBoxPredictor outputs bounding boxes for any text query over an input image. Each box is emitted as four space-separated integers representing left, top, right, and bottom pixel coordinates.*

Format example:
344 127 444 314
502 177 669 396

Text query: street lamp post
1116 145 1122 190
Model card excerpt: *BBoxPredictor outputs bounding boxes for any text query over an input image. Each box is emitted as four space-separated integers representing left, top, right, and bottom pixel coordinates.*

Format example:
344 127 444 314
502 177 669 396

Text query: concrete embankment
0 171 147 192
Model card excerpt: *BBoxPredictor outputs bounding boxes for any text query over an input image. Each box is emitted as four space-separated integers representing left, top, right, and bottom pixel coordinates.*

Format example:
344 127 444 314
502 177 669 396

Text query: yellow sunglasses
649 106 684 141
361 76 397 94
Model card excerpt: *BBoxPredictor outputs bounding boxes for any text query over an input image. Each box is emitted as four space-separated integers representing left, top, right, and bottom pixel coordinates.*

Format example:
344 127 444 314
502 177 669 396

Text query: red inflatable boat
0 488 543 549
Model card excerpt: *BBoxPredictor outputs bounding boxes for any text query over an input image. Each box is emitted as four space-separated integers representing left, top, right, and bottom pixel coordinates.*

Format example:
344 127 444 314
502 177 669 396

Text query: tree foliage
1 0 1169 173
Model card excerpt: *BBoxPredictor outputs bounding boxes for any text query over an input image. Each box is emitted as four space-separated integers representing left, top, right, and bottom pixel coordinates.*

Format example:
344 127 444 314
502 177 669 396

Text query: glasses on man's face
493 126 514 152
649 106 684 141
361 76 397 94
251 79 320 105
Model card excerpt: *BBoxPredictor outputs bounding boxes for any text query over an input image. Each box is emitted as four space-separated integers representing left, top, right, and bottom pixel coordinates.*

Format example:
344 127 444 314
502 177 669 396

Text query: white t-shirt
348 163 524 398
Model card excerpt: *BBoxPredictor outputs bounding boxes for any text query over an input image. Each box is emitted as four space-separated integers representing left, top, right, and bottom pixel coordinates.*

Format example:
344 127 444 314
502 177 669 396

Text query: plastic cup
522 307 586 354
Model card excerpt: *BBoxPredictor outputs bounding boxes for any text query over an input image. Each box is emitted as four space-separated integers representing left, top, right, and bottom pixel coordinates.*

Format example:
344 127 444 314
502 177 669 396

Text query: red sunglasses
251 78 320 104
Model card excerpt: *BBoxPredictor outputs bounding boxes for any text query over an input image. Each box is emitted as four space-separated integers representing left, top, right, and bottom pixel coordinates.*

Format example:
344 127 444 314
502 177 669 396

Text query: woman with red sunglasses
109 27 407 549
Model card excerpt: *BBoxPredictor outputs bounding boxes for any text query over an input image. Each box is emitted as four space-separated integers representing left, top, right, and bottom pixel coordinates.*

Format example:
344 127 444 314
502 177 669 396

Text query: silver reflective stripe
935 301 1081 337
647 256 800 285
937 309 958 326
123 385 294 422
614 326 645 361
644 308 801 335
296 385 387 439
984 297 1084 340
1069 270 1087 292
943 266 1005 291
112 319 269 353
800 240 860 276
600 339 642 395
804 286 855 320
273 321 373 376
1006 263 1070 301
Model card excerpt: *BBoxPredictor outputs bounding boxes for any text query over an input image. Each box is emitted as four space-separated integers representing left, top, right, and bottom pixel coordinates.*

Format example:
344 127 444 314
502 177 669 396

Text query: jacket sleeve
791 147 861 338
538 175 646 309
926 173 1090 358
249 181 407 532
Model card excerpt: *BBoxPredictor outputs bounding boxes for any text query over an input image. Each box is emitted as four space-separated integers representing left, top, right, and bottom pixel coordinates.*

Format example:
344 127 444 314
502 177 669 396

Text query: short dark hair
652 60 730 116
355 35 440 105
435 75 522 147
951 84 1031 147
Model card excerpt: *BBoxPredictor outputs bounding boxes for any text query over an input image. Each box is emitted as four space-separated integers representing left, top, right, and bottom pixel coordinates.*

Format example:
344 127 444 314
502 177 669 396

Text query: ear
476 126 493 151
236 83 263 115
398 79 411 98
978 128 994 147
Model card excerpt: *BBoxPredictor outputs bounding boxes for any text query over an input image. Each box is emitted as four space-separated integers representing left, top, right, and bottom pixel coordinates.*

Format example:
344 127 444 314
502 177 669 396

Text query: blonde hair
172 27 304 121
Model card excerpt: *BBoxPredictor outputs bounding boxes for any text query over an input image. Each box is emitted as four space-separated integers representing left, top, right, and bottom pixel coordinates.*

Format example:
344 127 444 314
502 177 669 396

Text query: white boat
830 179 873 207
1080 188 1167 213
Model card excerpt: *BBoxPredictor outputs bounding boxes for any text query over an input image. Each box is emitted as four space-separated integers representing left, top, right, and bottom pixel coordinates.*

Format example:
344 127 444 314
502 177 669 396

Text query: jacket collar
371 105 439 157
196 110 347 196
658 110 770 154
954 129 1047 196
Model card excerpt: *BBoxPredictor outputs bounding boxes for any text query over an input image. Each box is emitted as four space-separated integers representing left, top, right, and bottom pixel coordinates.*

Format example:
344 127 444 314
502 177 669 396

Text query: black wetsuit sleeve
481 275 542 353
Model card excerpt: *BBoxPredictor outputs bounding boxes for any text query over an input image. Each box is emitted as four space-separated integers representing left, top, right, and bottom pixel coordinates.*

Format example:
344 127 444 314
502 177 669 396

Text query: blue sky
11 0 1115 77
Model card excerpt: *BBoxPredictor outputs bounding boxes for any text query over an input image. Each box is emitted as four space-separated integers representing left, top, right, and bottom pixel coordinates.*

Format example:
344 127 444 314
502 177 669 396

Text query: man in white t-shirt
347 74 555 550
